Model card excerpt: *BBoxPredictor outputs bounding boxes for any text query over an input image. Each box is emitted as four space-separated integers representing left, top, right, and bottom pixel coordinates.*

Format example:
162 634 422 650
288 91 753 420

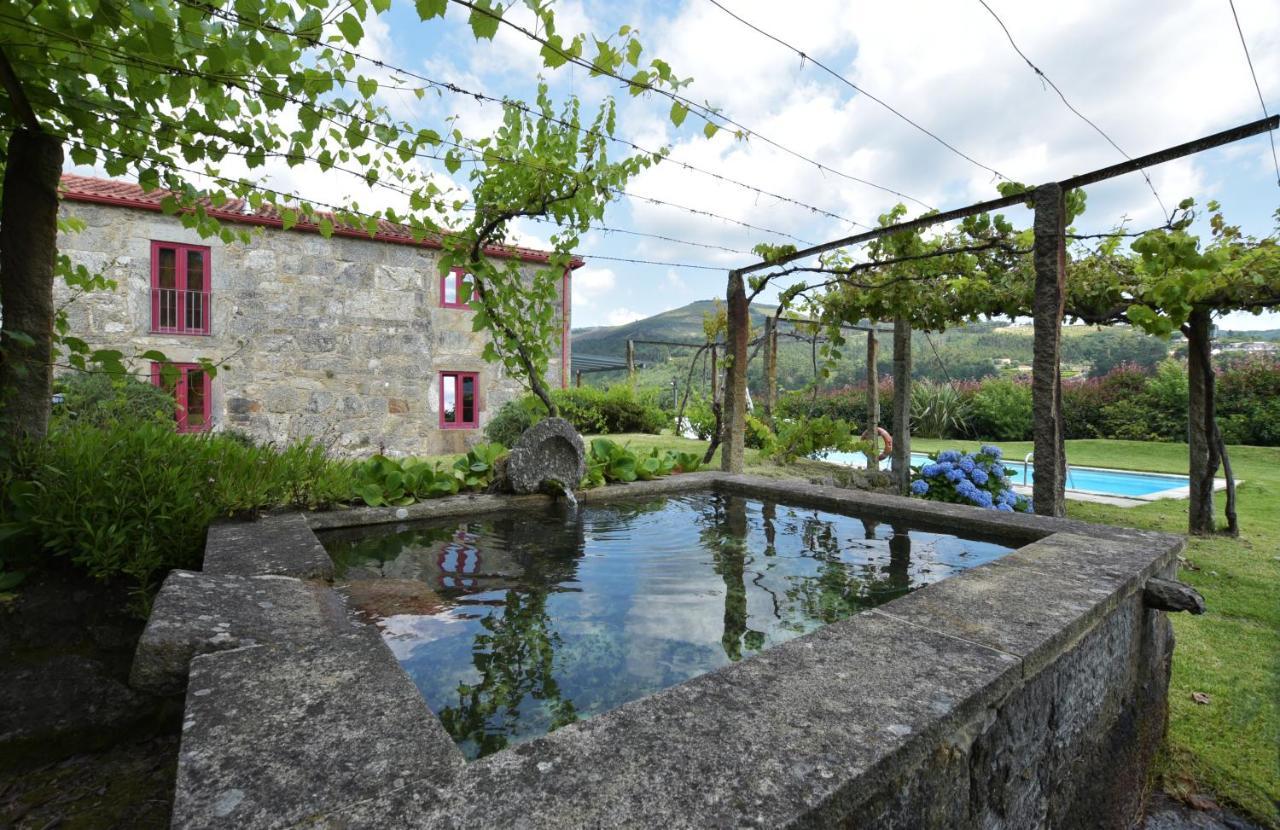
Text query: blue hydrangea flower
921 463 940 477
970 468 989 486
937 449 961 463
910 479 929 495
973 490 994 508
958 457 976 474
981 444 1003 459
946 467 966 483
998 489 1015 505
995 502 1014 512
955 479 978 496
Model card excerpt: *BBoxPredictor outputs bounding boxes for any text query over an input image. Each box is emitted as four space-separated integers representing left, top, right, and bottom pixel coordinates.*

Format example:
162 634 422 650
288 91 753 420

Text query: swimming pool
822 450 1192 500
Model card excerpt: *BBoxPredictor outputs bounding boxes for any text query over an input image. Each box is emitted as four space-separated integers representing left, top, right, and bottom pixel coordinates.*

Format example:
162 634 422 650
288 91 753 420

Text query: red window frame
151 362 212 433
150 241 211 334
439 371 479 429
439 268 473 309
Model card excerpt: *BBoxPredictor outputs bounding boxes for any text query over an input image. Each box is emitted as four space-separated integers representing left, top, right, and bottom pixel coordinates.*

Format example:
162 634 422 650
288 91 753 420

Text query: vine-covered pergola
717 115 1279 528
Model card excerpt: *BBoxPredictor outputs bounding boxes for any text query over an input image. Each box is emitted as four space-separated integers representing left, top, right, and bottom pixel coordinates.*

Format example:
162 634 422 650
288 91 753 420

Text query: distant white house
1212 341 1278 356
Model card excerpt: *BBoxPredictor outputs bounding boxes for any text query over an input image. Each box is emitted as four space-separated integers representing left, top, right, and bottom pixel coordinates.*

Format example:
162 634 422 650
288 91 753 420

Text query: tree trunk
866 327 880 472
891 317 912 495
1185 310 1221 535
720 271 748 474
762 315 777 426
1031 184 1067 517
0 128 63 442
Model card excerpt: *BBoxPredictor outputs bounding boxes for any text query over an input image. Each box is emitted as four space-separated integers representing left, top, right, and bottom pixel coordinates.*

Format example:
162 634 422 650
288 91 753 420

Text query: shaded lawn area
911 437 1280 827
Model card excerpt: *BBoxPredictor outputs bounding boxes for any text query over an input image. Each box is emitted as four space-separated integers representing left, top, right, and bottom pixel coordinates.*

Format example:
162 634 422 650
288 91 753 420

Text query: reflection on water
321 493 1012 760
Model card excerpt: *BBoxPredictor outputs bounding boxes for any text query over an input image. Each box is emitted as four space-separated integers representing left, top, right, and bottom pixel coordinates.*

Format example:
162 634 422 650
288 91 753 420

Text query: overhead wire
973 0 1169 220
446 0 938 211
705 0 1010 184
168 0 879 229
1225 0 1280 187
9 19 811 246
64 136 735 274
57 98 751 258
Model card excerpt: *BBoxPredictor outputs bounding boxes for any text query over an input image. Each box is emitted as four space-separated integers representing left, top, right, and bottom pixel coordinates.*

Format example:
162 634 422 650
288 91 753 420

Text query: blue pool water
822 450 1188 498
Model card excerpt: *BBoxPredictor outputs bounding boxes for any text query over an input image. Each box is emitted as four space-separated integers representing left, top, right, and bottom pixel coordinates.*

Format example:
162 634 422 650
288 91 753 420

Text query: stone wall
54 201 569 456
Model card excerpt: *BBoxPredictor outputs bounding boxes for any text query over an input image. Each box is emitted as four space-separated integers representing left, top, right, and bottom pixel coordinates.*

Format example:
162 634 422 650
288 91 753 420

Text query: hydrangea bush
909 446 1031 513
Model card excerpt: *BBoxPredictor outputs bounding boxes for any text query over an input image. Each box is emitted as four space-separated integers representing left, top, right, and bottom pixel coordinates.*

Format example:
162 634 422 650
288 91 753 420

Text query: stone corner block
129 570 351 696
173 632 463 829
203 513 334 580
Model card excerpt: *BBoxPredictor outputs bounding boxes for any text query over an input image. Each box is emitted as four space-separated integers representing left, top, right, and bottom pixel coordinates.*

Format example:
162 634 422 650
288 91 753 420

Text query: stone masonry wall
53 201 569 456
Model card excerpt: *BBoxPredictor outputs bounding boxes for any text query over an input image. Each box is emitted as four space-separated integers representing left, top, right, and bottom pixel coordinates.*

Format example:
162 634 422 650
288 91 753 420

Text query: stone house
55 174 577 456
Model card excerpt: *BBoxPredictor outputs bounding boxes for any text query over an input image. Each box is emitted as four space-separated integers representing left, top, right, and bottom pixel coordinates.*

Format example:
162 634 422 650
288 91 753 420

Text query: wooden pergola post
762 316 777 425
575 369 583 388
891 317 912 495
721 270 748 473
1031 184 1067 517
866 326 880 472
625 339 636 384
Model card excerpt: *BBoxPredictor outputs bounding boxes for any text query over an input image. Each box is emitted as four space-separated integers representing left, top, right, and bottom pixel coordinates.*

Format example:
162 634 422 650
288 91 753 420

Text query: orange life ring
863 426 893 461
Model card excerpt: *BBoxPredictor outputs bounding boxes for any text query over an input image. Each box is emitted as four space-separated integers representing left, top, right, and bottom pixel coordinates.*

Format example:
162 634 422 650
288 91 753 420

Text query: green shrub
681 395 717 440
967 379 1032 441
910 380 971 438
484 397 543 447
582 438 701 488
0 421 354 610
490 386 670 440
51 371 175 428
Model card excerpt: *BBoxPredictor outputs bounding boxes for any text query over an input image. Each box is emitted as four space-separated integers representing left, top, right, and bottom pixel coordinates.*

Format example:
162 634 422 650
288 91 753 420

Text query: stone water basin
319 490 1014 759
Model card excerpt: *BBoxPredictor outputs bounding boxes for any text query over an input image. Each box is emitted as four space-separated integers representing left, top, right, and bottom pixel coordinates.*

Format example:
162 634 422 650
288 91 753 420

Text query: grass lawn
911 437 1280 826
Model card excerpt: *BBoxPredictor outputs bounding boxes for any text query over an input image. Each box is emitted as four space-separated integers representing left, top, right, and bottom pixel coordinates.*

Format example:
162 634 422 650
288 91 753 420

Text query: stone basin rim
171 472 1185 829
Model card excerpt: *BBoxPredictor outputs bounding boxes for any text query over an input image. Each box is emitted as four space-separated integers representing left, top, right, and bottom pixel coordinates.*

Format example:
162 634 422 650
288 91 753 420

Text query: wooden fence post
575 369 583 388
866 327 880 472
892 317 912 495
626 339 635 385
1032 184 1067 517
721 270 748 474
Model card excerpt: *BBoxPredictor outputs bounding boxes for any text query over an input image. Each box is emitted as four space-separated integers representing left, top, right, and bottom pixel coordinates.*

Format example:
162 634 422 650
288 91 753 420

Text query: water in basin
320 491 1014 759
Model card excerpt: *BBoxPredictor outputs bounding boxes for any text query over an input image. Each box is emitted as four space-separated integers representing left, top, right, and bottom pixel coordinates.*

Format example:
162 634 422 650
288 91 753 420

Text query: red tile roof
59 174 583 268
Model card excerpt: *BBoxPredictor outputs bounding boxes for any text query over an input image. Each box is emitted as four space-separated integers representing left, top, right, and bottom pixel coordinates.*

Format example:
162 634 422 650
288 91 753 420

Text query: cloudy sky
71 0 1280 330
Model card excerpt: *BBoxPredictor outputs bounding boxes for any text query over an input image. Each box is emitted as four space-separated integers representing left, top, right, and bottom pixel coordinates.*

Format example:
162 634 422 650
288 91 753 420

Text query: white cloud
605 307 645 326
572 266 617 308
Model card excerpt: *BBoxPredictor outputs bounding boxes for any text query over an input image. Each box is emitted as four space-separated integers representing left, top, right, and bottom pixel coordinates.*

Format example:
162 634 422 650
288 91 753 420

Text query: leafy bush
484 397 543 447
488 386 670 443
582 438 701 488
51 371 175 428
1216 356 1280 445
1 421 354 610
745 415 864 463
909 446 1030 512
911 380 971 438
351 443 506 507
967 379 1032 441
681 395 717 440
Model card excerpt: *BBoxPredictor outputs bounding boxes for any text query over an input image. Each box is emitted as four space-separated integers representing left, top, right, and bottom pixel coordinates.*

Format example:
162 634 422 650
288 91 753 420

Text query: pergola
716 115 1279 518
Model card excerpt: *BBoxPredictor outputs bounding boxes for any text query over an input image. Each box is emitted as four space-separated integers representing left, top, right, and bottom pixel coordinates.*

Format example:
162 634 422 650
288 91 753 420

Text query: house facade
55 175 576 456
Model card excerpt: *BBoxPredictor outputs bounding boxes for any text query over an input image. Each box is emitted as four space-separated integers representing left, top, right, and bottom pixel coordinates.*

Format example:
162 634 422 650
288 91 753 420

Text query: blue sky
71 0 1280 330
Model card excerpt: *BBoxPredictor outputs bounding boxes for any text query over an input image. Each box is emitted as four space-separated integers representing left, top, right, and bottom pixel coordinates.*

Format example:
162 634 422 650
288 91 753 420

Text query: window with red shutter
151 362 212 432
439 371 479 429
151 241 211 334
